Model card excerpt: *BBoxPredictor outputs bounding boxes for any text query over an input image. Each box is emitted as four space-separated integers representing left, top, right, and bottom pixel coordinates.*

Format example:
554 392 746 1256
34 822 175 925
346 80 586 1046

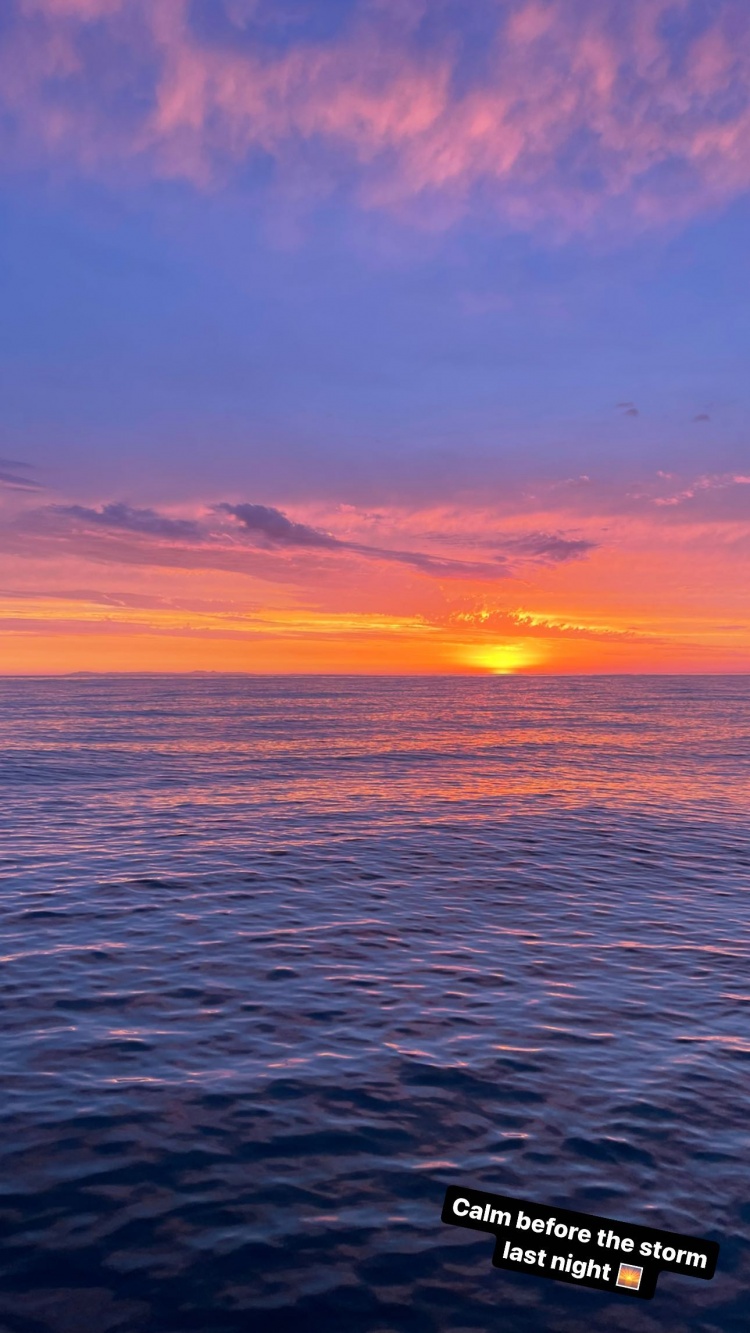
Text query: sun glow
460 641 546 674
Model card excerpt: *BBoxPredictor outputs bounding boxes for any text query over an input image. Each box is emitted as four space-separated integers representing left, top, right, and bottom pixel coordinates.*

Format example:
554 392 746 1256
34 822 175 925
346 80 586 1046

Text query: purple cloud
499 532 596 563
217 502 339 549
0 457 42 492
53 503 205 542
4 496 597 583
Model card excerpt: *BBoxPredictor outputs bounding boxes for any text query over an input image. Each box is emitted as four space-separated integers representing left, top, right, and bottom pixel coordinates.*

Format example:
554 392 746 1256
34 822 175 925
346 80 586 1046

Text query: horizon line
1 671 748 681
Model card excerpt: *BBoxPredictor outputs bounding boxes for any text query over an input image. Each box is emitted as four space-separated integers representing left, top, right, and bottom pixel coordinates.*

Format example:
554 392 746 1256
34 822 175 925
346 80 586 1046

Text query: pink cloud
1 495 595 584
3 0 750 231
22 0 124 14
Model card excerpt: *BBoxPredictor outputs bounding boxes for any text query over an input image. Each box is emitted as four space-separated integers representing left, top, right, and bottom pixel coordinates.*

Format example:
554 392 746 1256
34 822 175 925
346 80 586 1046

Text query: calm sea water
0 675 749 1333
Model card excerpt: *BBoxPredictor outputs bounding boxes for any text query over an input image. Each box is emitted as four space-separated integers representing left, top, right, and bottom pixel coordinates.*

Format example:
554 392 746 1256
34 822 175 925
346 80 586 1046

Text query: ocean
0 674 748 1333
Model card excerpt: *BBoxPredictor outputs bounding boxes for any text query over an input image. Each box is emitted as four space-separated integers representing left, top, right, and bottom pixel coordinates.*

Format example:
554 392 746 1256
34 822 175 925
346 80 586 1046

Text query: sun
459 641 544 674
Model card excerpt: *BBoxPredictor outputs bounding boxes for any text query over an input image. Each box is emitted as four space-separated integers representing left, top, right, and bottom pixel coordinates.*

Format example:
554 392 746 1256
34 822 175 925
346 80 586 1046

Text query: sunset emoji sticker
616 1263 644 1291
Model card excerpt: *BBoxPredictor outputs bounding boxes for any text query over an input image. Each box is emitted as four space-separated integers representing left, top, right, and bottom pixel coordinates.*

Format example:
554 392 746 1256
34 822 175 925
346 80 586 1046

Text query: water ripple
0 675 748 1332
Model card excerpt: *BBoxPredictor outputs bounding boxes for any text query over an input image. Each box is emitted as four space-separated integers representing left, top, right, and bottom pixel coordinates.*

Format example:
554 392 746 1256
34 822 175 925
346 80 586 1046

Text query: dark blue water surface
0 675 748 1333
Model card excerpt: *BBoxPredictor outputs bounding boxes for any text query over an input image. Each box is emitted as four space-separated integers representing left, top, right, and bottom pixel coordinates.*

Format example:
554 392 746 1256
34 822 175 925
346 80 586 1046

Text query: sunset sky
1 0 749 674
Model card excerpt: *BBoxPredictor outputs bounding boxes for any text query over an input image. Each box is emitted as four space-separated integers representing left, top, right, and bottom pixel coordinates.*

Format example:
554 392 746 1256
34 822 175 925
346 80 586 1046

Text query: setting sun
459 641 547 674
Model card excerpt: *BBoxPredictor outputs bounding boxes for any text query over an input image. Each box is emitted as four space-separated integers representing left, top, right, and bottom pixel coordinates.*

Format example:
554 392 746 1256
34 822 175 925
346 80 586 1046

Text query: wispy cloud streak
6 498 595 582
0 458 43 492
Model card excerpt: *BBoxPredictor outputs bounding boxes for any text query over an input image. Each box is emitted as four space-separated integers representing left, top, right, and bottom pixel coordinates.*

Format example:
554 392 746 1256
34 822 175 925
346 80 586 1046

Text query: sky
0 0 749 674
